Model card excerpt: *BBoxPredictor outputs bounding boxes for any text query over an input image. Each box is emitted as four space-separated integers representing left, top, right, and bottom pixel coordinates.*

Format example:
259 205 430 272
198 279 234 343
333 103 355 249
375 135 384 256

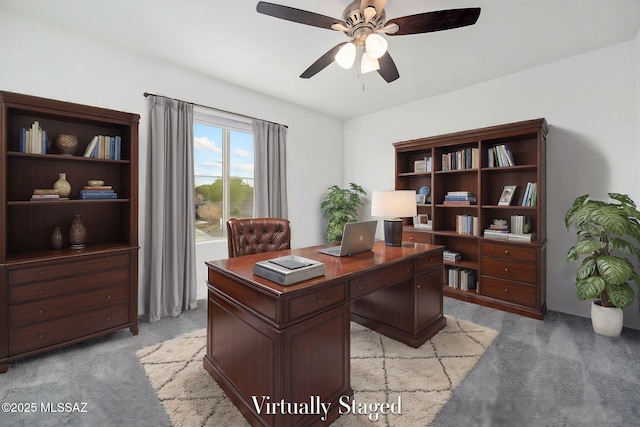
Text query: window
194 108 254 241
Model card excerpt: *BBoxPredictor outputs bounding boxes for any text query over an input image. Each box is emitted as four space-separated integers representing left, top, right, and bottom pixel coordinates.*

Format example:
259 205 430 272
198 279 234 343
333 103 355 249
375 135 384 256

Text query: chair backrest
226 218 291 258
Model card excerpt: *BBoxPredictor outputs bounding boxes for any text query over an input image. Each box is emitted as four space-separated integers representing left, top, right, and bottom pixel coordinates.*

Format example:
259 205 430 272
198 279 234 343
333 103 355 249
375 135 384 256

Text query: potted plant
565 193 640 336
320 183 366 243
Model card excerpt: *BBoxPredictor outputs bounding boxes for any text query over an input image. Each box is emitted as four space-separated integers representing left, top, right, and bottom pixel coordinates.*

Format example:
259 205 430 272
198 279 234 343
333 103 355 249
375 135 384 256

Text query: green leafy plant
320 183 366 243
565 193 640 308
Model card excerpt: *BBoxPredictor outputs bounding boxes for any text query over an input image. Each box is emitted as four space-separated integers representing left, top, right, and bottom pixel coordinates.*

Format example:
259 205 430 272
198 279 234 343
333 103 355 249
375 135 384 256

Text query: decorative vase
69 214 87 250
53 172 71 198
55 134 79 155
51 227 63 250
591 300 623 337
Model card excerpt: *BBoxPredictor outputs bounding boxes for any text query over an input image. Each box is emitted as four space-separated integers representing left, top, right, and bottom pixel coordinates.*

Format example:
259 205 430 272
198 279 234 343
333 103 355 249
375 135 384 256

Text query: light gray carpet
136 316 497 426
1 298 639 426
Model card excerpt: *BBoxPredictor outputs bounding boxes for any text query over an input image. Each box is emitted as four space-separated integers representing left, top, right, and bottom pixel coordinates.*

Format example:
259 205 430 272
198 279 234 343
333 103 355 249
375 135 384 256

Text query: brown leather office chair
226 218 291 258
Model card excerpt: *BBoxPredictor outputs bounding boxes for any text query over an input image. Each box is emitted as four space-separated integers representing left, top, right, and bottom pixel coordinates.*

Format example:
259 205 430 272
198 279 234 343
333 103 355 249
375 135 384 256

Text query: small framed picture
414 214 431 229
416 194 426 204
414 160 427 173
498 185 517 206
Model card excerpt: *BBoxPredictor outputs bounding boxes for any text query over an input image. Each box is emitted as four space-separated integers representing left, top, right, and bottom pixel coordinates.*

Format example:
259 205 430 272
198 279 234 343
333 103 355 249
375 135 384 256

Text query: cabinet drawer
289 282 346 321
415 251 443 274
8 254 130 286
351 260 413 300
481 277 537 307
9 284 129 329
9 303 130 356
403 231 431 244
481 258 536 284
481 241 536 263
9 267 129 304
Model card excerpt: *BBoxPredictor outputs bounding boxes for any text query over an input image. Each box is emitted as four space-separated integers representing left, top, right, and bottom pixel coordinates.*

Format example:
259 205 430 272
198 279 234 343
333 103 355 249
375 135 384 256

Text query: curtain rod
143 92 288 129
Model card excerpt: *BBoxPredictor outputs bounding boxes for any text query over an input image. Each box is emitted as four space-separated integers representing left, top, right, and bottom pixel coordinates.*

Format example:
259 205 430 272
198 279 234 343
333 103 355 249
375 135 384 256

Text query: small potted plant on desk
320 183 366 243
565 193 640 336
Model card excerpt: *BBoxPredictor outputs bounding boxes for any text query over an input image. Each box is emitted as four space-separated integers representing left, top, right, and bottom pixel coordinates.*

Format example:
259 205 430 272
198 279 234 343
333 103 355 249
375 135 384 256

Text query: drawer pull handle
406 268 411 273
410 236 414 240
107 295 111 300
504 268 509 272
357 285 363 290
317 298 323 304
504 288 509 293
38 310 44 315
505 250 510 255
39 334 44 339
417 284 421 289
430 258 434 263
107 317 111 321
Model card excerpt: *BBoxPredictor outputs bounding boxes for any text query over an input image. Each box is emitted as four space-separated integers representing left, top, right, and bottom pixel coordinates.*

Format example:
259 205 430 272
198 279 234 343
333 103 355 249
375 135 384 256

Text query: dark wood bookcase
0 91 140 372
395 118 547 319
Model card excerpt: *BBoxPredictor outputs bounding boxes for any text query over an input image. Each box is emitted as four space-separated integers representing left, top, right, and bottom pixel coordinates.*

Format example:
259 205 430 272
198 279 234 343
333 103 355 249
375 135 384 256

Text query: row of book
487 144 515 167
521 182 537 206
19 121 49 154
483 215 535 242
443 191 477 206
83 135 122 160
456 214 479 236
447 267 477 291
442 147 480 171
31 188 63 201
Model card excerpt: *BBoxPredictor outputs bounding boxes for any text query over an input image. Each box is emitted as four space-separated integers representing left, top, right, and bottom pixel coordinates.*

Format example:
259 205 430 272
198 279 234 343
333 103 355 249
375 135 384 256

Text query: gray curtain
253 119 288 217
145 95 197 322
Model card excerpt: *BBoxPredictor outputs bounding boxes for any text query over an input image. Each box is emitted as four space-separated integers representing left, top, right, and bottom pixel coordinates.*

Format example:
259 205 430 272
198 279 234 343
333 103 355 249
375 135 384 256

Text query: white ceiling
2 0 640 120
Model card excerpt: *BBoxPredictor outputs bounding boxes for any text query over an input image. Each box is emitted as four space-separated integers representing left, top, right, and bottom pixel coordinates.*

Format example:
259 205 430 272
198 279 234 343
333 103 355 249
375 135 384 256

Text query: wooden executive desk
204 241 445 427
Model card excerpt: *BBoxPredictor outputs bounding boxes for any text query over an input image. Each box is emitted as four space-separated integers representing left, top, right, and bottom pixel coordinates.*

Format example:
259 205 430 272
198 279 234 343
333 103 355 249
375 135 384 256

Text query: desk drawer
481 241 536 263
481 258 536 284
350 260 413 300
481 277 537 307
289 282 346 321
9 303 130 356
403 231 431 244
9 284 129 329
415 251 442 274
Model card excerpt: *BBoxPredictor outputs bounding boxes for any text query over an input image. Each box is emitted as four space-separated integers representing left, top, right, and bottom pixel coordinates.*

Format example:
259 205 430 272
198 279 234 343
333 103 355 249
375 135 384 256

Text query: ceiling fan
256 0 481 83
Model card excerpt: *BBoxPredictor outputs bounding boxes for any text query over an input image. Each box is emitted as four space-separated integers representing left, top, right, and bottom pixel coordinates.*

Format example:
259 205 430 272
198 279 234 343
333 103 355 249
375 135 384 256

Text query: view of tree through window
194 112 254 241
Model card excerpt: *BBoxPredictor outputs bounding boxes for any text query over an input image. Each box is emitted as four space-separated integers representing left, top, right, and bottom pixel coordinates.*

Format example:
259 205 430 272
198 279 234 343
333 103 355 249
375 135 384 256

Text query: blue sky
194 123 254 186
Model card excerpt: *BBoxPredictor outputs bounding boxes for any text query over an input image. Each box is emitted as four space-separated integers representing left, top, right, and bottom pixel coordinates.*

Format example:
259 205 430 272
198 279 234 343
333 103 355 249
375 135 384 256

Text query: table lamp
371 190 417 246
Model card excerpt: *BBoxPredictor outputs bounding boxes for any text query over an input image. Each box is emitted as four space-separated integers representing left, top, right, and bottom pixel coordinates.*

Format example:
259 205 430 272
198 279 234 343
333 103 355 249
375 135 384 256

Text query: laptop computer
318 220 378 257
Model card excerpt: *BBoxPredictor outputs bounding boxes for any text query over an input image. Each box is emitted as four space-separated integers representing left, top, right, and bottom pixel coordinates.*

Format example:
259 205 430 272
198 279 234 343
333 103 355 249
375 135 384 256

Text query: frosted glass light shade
371 191 417 218
365 33 388 59
361 51 380 73
335 42 356 69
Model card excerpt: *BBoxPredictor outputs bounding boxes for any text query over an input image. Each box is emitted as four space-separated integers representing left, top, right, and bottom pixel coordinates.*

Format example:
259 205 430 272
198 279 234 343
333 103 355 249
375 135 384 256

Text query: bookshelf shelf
0 91 140 373
395 118 547 319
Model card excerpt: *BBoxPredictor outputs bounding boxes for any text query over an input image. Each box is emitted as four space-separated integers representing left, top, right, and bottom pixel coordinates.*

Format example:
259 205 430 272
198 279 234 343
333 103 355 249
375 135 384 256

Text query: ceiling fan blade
360 0 387 16
387 8 481 36
300 43 348 79
377 51 399 83
257 2 342 30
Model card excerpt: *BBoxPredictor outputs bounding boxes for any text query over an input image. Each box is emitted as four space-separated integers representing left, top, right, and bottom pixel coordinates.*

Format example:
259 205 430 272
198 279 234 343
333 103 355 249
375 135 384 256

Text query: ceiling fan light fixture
365 33 388 59
361 51 380 73
335 42 356 69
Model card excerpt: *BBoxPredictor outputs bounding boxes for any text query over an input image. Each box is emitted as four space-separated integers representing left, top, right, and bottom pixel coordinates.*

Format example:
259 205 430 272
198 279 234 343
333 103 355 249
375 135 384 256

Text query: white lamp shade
361 51 380 73
371 190 417 218
335 42 356 69
365 33 388 59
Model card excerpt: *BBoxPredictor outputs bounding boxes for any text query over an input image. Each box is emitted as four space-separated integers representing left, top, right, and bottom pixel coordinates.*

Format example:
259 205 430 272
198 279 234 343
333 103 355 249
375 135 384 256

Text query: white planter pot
590 300 623 337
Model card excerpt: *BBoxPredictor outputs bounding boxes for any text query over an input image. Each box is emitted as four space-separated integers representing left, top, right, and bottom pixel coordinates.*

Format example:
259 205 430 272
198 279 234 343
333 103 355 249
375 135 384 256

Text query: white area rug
137 315 498 426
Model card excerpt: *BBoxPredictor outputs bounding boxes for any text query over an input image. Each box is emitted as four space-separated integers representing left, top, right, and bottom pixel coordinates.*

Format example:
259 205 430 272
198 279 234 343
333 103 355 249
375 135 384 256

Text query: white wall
0 10 344 311
344 40 640 329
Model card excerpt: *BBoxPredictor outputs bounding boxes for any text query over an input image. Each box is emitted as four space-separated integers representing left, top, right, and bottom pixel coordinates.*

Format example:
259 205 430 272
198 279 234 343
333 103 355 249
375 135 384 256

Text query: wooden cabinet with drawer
2 249 138 372
480 240 545 319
